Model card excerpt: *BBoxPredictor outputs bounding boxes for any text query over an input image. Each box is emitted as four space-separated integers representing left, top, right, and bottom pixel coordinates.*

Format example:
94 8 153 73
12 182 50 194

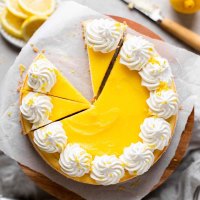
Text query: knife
121 0 200 52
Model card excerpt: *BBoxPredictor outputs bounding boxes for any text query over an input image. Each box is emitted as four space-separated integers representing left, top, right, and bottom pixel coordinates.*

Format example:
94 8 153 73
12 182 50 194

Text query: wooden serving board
20 16 195 200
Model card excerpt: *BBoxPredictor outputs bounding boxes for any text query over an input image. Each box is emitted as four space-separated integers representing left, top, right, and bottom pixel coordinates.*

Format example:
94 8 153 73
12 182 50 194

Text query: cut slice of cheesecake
82 18 127 97
20 90 90 134
22 53 90 105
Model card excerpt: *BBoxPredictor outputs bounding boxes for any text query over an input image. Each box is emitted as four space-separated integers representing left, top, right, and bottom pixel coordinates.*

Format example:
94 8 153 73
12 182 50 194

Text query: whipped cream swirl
120 36 155 71
59 144 92 177
20 92 53 129
34 122 67 153
147 90 179 119
91 155 124 185
120 142 154 175
139 117 171 150
85 18 125 53
28 58 57 93
139 56 172 90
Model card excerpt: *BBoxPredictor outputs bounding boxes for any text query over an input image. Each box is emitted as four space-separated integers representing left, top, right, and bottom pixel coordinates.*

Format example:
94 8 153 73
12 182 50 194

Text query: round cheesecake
20 18 179 185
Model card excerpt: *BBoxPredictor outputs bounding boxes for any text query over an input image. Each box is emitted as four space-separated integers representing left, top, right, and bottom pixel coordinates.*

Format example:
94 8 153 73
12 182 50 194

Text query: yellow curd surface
61 56 149 156
87 47 115 96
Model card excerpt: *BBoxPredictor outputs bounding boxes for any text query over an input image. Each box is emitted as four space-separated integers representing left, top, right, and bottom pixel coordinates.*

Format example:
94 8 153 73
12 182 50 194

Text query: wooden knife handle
160 18 200 52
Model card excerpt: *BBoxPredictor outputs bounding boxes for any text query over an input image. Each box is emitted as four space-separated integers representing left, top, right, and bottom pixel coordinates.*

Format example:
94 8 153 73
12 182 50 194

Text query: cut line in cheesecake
20 90 90 135
96 37 124 99
82 18 127 99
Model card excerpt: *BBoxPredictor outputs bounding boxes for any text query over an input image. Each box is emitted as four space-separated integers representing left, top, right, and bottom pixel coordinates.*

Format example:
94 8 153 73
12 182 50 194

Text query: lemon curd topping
86 47 115 96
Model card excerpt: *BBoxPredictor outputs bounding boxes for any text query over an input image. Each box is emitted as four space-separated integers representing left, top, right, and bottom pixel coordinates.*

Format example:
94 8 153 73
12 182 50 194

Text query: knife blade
121 0 163 22
120 0 200 52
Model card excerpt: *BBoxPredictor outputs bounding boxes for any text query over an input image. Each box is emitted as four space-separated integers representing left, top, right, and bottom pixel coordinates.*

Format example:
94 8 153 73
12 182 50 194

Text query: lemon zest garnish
31 74 39 79
41 82 47 92
27 98 34 106
48 68 55 73
149 57 160 65
126 54 131 59
149 47 153 52
149 144 156 149
56 143 62 149
121 162 126 167
161 101 168 105
44 131 52 139
115 22 122 31
156 81 170 92
132 171 137 176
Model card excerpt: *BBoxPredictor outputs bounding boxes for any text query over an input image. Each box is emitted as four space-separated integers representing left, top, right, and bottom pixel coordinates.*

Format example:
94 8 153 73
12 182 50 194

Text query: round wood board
19 16 195 200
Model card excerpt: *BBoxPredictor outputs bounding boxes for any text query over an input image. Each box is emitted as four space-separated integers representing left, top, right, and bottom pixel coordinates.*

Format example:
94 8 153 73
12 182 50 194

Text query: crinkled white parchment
0 1 198 200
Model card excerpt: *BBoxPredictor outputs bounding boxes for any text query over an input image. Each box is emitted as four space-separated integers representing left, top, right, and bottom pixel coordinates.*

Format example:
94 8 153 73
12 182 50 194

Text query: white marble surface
0 0 200 85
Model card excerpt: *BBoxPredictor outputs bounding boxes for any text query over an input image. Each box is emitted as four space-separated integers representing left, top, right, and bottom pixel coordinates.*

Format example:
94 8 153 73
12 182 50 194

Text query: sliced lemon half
1 8 24 39
21 15 47 41
6 0 28 19
18 0 56 16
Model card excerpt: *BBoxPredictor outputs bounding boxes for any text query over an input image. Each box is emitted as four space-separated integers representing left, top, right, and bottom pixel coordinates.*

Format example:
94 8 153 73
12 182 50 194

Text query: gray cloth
0 151 55 200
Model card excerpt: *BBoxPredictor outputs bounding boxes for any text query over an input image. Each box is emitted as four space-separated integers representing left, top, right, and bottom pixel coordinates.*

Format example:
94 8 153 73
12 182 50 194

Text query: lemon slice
6 0 28 19
1 8 23 39
21 15 47 41
18 0 55 16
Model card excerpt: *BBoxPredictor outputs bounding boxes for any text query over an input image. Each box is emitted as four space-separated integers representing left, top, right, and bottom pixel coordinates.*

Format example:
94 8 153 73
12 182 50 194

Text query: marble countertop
0 0 199 82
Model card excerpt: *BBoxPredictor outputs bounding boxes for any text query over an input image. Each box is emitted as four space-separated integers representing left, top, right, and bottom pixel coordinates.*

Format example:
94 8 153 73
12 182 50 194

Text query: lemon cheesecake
20 18 179 186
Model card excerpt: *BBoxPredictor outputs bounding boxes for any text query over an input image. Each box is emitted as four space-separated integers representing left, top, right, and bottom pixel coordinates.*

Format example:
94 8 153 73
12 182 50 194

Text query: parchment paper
0 1 198 200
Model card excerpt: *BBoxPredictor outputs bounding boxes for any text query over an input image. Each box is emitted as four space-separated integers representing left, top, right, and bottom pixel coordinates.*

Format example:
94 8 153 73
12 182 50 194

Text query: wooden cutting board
20 16 195 200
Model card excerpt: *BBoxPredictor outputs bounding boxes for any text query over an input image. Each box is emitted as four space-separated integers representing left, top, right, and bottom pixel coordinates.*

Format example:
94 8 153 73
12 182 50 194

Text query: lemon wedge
18 0 56 16
6 0 28 19
21 15 47 41
1 8 24 39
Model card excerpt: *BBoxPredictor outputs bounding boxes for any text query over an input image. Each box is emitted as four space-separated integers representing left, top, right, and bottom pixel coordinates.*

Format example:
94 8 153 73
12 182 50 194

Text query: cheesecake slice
20 90 90 134
22 53 90 105
82 18 127 97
